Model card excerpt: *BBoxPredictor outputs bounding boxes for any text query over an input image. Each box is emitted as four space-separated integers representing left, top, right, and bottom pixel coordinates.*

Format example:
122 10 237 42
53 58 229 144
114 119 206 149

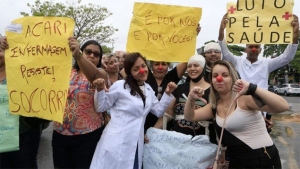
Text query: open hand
93 78 109 92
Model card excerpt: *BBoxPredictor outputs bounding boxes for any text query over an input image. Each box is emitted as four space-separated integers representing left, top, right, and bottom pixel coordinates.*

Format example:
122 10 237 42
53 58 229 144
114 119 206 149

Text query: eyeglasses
205 50 221 54
84 49 101 58
157 86 162 100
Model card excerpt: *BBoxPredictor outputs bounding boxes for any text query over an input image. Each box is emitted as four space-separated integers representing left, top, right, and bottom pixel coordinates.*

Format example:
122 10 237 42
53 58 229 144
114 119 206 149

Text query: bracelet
246 83 257 95
74 50 83 60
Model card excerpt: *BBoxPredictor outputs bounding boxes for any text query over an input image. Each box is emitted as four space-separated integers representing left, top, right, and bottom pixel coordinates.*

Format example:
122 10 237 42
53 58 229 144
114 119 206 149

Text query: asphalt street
37 96 300 168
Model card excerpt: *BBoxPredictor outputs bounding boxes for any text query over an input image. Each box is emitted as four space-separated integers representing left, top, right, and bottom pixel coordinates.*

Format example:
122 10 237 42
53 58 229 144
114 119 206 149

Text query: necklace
223 101 231 111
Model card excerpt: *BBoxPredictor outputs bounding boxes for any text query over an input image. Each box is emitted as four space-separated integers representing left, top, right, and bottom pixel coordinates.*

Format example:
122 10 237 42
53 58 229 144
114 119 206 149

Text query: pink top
54 69 104 135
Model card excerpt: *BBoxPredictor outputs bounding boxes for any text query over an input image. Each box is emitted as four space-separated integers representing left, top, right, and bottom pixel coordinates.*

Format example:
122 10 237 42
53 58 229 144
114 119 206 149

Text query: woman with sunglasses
0 36 108 168
52 38 108 169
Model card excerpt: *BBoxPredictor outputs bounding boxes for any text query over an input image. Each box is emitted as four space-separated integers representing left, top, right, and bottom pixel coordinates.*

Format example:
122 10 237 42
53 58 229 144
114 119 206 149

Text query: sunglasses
84 49 101 58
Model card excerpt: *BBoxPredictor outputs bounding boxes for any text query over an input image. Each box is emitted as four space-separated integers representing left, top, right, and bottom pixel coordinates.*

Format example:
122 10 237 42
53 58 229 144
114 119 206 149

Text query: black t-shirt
144 67 180 133
172 82 217 144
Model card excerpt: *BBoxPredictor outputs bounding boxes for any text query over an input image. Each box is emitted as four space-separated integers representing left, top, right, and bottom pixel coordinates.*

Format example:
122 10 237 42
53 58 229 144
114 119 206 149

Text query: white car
274 83 300 96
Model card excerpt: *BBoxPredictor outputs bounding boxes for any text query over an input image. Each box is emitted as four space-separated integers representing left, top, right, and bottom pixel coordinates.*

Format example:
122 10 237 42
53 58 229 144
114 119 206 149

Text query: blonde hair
209 60 239 109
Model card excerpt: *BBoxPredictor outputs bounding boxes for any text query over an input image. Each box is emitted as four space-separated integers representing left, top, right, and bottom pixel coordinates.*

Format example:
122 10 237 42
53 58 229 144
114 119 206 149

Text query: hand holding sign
68 37 81 60
0 37 8 50
291 15 299 44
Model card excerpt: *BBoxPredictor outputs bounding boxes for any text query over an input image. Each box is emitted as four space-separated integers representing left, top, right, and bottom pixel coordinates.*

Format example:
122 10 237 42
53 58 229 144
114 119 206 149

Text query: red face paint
139 68 145 75
158 65 163 70
251 47 257 53
216 75 223 82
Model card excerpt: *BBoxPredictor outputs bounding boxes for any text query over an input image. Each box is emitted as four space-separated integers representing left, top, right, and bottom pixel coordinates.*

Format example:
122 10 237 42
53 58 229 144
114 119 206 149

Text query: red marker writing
216 75 223 82
139 68 145 75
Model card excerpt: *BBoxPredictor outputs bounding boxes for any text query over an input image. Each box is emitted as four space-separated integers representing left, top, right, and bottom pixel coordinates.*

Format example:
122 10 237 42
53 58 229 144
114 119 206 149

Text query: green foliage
227 45 245 56
20 0 118 48
263 30 300 83
263 30 300 73
102 45 112 54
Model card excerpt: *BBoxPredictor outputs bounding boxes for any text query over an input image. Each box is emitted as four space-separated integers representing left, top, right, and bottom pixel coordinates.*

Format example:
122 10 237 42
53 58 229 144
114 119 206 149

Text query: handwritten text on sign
126 3 202 62
0 85 19 153
226 0 294 44
143 128 217 169
5 17 75 123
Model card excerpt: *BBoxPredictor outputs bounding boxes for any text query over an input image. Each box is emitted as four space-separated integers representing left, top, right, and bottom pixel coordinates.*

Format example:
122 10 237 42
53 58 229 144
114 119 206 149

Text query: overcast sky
0 0 299 53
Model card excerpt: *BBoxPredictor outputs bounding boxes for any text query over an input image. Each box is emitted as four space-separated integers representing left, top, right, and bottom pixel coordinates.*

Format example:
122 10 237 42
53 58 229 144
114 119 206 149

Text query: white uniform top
219 39 298 90
90 80 174 169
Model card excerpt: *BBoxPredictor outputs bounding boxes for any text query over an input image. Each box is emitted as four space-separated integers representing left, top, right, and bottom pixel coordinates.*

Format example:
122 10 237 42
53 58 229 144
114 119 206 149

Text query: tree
20 0 118 49
263 30 300 83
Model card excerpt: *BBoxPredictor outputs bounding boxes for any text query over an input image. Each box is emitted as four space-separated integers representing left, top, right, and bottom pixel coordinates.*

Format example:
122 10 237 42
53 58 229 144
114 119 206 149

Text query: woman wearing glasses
0 37 108 168
52 39 108 169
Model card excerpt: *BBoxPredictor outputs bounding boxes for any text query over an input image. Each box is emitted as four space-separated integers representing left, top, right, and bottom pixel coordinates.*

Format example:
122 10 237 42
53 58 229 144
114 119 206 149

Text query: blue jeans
0 127 41 169
52 126 104 169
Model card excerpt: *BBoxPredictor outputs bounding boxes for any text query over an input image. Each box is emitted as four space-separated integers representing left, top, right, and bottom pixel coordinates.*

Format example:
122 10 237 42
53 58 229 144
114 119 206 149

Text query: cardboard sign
226 0 294 44
127 2 202 62
5 17 75 123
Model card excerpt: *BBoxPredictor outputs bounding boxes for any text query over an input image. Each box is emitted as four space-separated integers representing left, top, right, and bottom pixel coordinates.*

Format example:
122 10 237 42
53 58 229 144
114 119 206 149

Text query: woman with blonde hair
184 60 288 168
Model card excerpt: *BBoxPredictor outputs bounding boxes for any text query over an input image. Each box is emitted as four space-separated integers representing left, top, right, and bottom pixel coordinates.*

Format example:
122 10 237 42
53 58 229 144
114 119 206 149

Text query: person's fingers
103 83 109 92
144 135 149 144
198 97 207 104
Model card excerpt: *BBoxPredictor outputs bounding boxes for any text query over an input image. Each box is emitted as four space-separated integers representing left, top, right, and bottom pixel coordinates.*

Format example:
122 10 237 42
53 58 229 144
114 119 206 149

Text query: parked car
268 85 277 92
274 83 300 96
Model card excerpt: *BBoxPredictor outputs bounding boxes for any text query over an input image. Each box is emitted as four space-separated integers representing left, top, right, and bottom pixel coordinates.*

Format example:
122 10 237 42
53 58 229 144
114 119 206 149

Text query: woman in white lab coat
90 52 177 169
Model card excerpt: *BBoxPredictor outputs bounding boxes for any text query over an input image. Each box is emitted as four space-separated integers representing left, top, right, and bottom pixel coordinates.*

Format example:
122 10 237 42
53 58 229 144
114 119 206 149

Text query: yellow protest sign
5 17 75 123
226 0 294 44
126 2 202 62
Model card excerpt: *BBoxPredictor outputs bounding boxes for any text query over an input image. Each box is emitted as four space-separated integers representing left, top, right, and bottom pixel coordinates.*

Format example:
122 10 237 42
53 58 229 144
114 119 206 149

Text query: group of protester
0 13 299 169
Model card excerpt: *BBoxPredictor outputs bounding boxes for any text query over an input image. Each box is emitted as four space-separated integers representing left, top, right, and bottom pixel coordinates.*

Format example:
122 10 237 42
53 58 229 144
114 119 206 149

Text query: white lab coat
90 80 173 169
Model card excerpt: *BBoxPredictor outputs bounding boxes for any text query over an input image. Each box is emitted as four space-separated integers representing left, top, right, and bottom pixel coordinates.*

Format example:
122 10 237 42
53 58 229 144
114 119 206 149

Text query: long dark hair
73 40 103 71
124 52 146 107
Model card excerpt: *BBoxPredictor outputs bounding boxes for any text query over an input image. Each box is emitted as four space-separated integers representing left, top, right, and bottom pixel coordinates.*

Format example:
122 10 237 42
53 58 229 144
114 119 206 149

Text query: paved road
37 96 300 168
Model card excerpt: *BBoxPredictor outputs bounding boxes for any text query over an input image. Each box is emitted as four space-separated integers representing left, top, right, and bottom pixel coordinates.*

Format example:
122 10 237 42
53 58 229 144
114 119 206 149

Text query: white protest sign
143 127 217 169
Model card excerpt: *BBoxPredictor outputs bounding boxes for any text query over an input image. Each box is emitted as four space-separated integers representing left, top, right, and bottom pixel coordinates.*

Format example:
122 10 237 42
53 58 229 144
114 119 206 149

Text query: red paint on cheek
216 75 223 82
